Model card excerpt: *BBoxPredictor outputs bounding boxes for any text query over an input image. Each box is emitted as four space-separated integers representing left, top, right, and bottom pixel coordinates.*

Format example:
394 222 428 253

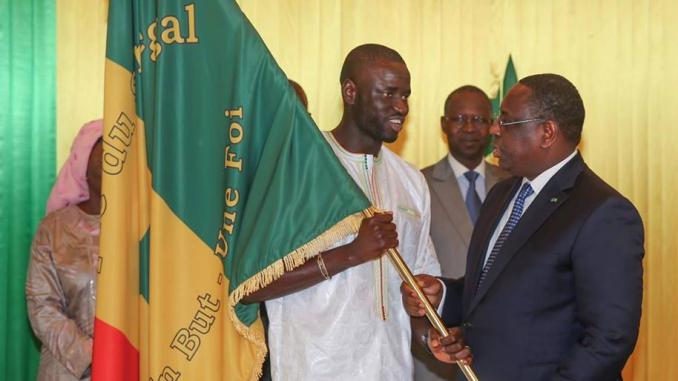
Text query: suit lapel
466 154 585 316
430 158 473 247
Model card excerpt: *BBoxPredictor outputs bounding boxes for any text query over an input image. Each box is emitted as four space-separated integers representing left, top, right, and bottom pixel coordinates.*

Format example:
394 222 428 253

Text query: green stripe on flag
488 55 518 155
139 230 150 302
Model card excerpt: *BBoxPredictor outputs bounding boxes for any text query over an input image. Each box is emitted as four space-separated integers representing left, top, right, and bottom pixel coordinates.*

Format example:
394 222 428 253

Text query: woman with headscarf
26 120 103 381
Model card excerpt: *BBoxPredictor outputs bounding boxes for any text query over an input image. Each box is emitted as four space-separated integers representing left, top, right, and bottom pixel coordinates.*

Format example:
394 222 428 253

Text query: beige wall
56 0 107 166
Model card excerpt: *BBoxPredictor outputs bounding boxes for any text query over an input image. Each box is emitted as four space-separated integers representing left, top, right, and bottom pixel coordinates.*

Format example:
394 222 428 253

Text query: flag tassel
227 208 371 380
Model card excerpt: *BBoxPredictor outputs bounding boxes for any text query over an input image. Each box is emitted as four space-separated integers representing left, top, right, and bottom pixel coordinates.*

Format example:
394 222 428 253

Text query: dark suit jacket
416 158 507 381
442 153 644 381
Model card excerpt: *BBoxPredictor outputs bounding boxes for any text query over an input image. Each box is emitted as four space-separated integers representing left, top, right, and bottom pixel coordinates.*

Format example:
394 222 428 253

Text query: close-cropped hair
519 73 585 144
339 43 406 84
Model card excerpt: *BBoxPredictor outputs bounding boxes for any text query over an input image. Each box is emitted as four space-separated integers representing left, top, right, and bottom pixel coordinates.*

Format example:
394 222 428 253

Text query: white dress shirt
447 153 487 201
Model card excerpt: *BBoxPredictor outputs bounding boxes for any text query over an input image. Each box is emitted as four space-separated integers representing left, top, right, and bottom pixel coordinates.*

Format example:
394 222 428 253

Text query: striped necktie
477 182 534 289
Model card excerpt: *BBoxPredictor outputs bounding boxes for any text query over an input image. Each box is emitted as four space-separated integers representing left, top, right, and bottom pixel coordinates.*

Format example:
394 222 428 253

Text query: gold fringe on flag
226 207 374 380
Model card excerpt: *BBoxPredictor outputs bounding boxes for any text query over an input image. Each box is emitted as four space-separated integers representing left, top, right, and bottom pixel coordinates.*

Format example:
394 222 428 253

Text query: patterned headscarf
45 119 103 214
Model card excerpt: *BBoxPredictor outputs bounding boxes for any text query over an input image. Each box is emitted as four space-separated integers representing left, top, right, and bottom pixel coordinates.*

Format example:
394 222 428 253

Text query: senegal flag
94 1 370 380
490 54 518 116
486 55 518 157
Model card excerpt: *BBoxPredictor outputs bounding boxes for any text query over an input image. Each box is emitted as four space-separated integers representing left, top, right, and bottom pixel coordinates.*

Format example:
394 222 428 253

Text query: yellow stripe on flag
98 58 149 349
144 191 265 379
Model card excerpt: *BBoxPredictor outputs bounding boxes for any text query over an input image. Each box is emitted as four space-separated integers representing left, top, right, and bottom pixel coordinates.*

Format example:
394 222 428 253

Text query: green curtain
0 0 56 379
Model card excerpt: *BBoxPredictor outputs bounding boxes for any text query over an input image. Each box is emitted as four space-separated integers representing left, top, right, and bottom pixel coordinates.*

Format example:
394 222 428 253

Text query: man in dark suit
404 73 644 381
415 86 507 381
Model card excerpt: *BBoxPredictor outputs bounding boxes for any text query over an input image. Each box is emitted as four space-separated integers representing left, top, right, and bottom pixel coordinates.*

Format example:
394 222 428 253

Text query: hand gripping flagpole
362 210 479 381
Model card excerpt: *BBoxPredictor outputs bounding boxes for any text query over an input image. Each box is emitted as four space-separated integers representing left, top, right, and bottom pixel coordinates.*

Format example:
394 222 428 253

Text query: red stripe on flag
92 318 139 381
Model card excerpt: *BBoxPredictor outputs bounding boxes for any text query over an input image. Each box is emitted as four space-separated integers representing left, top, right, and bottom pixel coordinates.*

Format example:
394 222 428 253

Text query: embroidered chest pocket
396 205 421 219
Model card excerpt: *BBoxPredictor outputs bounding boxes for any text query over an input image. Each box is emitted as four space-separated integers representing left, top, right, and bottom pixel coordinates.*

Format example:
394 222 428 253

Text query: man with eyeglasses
403 74 644 381
414 86 507 381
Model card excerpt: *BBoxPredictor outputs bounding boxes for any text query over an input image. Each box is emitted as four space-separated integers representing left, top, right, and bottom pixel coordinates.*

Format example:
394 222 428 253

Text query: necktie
464 171 482 224
477 182 534 289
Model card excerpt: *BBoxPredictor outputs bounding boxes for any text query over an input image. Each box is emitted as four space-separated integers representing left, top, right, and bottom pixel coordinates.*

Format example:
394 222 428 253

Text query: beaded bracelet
316 254 331 280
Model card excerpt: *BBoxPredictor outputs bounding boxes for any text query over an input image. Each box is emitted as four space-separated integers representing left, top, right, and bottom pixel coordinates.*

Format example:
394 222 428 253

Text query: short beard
360 115 397 144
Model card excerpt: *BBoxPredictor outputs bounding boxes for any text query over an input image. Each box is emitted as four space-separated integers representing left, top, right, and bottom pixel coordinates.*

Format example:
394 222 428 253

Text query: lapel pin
550 197 558 203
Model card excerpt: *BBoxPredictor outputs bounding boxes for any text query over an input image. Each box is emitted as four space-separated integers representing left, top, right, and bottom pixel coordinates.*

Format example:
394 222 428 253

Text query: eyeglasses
444 114 492 129
495 116 545 130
